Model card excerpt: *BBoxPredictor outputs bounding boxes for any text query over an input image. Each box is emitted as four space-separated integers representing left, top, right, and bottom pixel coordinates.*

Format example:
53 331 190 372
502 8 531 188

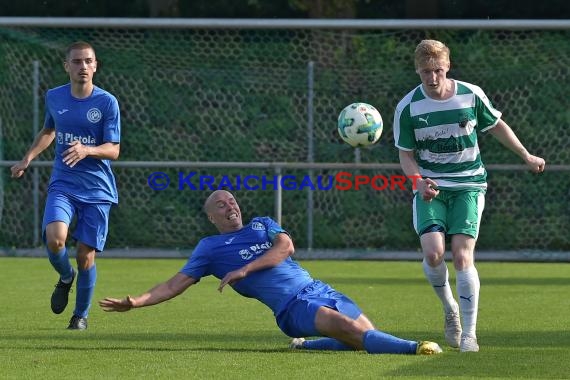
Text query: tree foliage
1 0 568 18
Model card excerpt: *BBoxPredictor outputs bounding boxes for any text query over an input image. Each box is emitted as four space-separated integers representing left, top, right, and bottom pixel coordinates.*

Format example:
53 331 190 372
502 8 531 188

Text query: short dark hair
65 41 95 60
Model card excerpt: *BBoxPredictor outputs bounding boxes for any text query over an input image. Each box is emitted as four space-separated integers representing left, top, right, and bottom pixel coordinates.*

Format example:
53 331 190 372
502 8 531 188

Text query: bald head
204 190 233 213
203 190 243 233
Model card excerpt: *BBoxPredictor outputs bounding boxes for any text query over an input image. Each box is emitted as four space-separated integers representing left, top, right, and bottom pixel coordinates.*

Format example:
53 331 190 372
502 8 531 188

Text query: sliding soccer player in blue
11 41 120 330
100 190 442 355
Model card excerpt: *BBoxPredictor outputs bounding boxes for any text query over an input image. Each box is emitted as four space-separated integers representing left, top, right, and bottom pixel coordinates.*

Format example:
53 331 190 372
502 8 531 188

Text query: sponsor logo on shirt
237 241 273 260
249 242 272 252
57 131 96 146
238 249 252 260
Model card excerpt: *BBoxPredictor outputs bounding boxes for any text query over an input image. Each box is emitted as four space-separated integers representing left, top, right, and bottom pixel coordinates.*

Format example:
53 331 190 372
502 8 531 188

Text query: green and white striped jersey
393 79 502 190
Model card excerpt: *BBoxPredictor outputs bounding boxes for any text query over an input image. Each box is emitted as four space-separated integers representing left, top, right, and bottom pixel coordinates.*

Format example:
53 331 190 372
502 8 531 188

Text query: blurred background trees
1 0 568 19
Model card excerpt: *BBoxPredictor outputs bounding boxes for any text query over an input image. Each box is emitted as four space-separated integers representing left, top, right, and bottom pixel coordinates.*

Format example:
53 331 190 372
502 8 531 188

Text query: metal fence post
32 60 40 246
274 167 282 225
306 61 314 250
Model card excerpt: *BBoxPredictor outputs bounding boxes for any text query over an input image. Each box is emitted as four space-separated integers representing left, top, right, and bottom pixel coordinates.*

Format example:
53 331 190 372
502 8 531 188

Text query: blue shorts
276 280 362 338
42 191 112 252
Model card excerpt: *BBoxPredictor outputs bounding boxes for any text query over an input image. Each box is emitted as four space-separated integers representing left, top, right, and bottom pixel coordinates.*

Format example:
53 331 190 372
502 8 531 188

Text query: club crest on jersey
87 108 102 123
251 222 265 231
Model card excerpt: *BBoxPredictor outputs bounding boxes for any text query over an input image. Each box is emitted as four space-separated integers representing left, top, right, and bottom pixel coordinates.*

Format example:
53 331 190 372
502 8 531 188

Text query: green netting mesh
1 26 569 250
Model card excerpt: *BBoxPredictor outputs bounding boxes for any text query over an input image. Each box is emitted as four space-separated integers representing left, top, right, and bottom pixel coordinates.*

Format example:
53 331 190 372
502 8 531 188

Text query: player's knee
338 318 368 338
75 248 96 269
424 251 444 265
46 239 66 253
355 314 375 331
451 253 474 270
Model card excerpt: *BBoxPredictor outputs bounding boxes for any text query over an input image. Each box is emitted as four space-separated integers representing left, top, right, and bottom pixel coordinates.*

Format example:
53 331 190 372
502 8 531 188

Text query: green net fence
1 24 569 252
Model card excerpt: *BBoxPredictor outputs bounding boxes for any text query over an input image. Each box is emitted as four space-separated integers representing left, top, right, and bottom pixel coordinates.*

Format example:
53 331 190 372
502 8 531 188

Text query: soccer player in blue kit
99 190 442 355
11 41 120 330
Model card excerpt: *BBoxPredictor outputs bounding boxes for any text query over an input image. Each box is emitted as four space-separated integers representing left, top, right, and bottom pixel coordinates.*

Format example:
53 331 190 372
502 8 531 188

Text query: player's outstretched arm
99 272 197 312
11 128 55 178
488 120 546 173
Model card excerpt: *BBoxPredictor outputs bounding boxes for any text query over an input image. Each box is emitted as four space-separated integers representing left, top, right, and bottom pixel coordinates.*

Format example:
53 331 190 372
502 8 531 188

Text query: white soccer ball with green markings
337 102 383 148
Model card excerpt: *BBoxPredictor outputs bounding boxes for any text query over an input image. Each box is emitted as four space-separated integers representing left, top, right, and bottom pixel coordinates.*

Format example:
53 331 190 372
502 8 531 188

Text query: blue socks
299 330 417 354
302 337 353 351
47 246 97 318
74 265 97 318
47 247 74 282
363 330 417 354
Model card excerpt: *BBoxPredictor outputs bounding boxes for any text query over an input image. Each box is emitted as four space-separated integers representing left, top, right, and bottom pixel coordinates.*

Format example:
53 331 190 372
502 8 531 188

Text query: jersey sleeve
103 94 121 143
259 217 288 242
393 101 416 151
179 240 209 280
472 85 502 132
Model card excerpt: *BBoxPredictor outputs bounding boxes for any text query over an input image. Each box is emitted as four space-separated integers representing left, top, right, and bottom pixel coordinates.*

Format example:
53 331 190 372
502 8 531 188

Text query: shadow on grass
320 276 570 286
2 330 568 378
0 330 289 352
2 329 568 349
479 276 570 286
0 344 287 353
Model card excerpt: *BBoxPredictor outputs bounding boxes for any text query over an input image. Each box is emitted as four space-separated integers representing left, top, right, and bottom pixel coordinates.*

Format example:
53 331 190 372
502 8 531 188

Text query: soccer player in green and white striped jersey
393 39 545 352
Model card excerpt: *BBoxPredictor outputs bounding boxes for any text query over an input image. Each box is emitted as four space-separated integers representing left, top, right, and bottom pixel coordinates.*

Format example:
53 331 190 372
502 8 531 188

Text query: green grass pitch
1 258 568 379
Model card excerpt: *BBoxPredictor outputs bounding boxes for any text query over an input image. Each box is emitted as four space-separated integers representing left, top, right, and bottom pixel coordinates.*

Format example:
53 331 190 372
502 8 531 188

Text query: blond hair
414 40 450 70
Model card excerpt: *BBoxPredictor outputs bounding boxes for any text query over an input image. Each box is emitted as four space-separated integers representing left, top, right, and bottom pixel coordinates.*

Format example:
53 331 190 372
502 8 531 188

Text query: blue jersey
45 84 120 203
180 217 314 316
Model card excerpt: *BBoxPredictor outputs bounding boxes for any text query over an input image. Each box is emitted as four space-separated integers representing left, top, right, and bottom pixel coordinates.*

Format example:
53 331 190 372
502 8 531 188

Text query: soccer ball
337 102 383 148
